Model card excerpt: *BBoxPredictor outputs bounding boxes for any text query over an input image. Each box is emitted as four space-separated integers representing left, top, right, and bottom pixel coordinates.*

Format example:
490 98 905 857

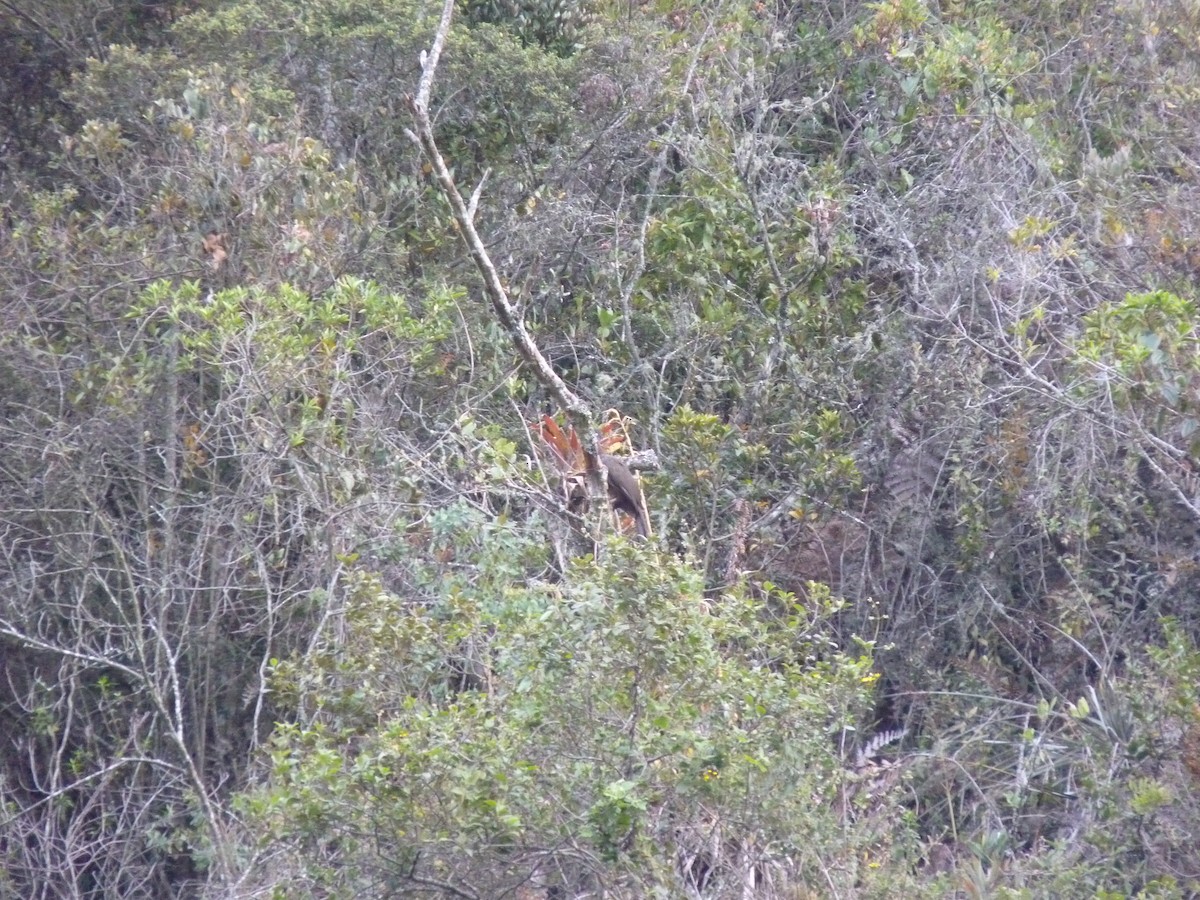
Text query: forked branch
405 0 614 527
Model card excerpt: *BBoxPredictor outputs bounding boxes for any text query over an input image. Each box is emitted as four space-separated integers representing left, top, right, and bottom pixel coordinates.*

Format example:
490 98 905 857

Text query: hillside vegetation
3 0 1200 897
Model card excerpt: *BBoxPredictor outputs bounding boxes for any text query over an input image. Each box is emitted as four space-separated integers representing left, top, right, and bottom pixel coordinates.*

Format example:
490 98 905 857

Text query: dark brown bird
600 454 649 537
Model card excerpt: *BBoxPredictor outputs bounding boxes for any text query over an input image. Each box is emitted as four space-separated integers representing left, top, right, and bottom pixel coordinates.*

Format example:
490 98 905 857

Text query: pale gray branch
406 0 611 530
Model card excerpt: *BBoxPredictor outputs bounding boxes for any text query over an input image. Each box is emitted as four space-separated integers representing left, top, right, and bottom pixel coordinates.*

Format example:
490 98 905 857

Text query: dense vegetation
3 0 1200 897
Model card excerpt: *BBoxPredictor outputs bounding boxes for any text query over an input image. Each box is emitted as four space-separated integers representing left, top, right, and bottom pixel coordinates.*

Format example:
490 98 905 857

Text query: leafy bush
465 0 594 54
242 526 913 897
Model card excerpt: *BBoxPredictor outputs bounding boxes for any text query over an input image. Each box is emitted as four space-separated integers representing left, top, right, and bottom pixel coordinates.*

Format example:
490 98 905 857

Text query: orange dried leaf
531 415 572 468
201 231 228 269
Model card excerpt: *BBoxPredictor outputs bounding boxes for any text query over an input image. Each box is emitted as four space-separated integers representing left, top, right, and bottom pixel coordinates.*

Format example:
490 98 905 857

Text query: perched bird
600 454 649 537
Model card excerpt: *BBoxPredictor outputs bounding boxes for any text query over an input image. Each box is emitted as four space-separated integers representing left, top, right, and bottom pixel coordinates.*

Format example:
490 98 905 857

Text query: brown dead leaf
201 231 228 270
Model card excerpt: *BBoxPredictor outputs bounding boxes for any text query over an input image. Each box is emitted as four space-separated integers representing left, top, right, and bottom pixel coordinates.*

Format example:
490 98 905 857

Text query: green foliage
123 278 458 457
1075 290 1200 432
1019 623 1200 890
464 0 594 54
165 0 585 306
643 162 859 344
1145 619 1200 719
173 0 578 185
0 0 200 175
11 0 1200 895
244 530 899 895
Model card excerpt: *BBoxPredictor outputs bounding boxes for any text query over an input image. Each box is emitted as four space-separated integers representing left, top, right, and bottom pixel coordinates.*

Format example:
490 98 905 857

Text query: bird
600 454 649 538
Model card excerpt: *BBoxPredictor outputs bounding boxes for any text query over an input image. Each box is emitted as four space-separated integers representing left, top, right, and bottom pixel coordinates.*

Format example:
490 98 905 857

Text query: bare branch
0 756 185 830
406 0 610 528
467 167 491 223
0 0 73 57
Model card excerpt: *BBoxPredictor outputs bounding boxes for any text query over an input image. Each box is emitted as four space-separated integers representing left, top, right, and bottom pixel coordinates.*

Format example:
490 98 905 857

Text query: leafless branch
405 0 611 529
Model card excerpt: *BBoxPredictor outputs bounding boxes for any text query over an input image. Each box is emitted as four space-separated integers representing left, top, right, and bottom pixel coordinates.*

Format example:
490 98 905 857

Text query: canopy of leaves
3 0 1200 896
